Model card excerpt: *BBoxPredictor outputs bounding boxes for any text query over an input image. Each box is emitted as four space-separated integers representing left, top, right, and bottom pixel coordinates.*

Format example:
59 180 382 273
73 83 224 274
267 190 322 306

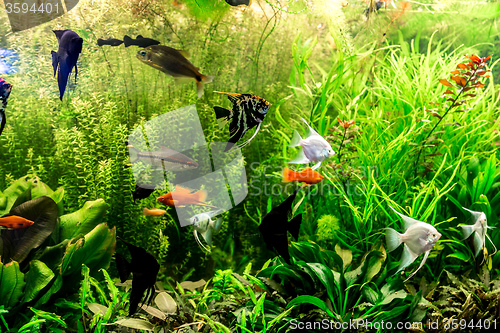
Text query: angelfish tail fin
384 227 402 253
51 51 58 77
214 106 231 129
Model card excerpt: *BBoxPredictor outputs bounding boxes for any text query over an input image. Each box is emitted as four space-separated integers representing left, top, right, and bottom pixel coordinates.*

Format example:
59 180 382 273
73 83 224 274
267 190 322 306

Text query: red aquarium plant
414 54 492 177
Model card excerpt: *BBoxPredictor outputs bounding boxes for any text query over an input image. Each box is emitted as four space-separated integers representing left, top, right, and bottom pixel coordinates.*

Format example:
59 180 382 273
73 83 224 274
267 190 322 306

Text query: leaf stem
413 66 479 178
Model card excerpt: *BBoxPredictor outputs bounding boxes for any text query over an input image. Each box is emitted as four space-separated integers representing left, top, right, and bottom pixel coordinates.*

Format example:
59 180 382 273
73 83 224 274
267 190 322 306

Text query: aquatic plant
414 54 492 177
0 176 115 331
257 240 423 326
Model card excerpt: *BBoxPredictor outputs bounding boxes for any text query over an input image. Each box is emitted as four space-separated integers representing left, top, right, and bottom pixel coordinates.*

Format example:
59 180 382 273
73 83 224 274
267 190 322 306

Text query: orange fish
0 215 34 229
283 167 324 185
143 208 167 216
157 186 217 208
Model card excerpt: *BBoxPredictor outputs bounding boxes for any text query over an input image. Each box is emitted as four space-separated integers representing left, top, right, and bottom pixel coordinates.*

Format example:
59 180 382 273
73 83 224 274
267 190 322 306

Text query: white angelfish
288 118 335 170
190 209 224 252
459 207 497 259
385 205 441 282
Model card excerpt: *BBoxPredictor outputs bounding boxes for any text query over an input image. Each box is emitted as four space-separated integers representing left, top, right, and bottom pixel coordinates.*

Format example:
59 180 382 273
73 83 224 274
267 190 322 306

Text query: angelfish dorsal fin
389 205 422 232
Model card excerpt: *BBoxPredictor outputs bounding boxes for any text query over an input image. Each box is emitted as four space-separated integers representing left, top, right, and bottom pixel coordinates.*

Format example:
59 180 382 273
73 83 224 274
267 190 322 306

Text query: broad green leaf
0 176 32 215
29 307 67 328
378 290 407 306
59 199 107 241
0 196 59 264
22 260 55 303
447 252 470 261
302 262 338 303
335 244 352 271
287 295 335 317
36 240 69 273
34 274 63 308
111 318 154 331
0 261 25 309
61 223 116 276
290 241 324 264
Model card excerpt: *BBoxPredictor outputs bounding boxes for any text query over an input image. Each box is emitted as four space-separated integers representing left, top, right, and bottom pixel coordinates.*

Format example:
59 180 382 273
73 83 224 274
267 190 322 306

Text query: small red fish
283 167 324 185
0 215 34 229
157 186 217 208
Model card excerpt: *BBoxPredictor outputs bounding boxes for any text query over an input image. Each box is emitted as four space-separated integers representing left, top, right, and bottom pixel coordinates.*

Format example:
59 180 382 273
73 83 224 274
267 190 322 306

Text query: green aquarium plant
0 176 115 331
257 240 424 327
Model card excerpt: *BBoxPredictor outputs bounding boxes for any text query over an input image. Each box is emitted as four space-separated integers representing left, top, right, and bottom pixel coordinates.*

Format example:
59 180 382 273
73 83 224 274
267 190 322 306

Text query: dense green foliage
1 0 500 331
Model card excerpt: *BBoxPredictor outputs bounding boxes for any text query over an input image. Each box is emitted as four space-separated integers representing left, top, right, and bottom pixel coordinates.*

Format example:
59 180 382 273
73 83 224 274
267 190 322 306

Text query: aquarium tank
1 0 500 331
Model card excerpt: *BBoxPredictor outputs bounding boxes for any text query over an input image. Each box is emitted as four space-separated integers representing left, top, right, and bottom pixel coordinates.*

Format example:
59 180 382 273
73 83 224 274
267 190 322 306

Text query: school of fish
0 2 497 321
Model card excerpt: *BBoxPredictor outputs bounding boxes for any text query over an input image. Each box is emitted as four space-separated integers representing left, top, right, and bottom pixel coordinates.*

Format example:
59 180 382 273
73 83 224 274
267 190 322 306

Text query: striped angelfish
213 91 271 152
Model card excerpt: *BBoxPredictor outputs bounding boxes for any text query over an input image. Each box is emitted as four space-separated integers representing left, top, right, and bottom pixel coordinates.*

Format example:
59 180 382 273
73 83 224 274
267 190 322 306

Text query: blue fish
0 49 18 75
51 30 83 100
0 77 12 136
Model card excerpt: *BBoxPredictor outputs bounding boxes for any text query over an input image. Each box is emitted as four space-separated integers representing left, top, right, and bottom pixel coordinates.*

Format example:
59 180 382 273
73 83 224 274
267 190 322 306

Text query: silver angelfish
288 118 335 170
385 205 441 282
459 207 497 259
190 209 224 252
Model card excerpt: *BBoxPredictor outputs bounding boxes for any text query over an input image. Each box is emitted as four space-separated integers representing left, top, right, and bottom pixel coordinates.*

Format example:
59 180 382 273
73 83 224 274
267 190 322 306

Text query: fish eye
139 50 147 56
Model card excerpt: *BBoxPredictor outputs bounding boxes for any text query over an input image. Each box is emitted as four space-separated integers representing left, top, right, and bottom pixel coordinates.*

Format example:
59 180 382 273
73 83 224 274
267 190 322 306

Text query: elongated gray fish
126 142 199 171
213 91 271 152
136 45 213 98
385 205 441 282
51 30 83 100
0 77 12 136
460 207 497 258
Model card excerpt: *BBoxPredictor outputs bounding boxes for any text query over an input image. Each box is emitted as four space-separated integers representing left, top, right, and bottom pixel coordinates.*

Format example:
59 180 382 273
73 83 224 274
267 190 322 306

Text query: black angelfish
124 35 160 48
132 184 156 203
258 188 302 264
97 38 123 47
115 236 160 316
213 91 271 152
0 78 12 136
51 30 83 100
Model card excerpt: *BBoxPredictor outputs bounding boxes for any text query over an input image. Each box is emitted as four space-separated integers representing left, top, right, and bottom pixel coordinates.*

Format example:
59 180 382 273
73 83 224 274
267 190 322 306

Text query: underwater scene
1 0 500 332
